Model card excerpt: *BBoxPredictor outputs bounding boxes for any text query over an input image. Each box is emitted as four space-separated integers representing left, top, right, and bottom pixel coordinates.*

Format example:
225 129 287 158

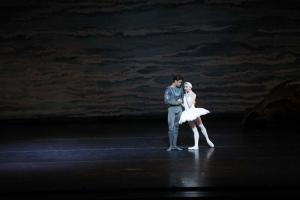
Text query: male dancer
164 74 184 151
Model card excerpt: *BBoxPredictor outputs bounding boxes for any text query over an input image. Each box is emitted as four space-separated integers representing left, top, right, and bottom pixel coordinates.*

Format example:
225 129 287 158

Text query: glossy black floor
0 116 300 199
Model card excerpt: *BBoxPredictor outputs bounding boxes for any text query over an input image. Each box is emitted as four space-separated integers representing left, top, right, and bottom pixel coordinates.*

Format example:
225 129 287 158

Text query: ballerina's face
184 85 192 92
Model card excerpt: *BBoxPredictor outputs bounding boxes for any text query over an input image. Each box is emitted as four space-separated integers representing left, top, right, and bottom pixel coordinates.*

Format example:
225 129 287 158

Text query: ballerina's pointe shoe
207 140 214 148
188 146 199 150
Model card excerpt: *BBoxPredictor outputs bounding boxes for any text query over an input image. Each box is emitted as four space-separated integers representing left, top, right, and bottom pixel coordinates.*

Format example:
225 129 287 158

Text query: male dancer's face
174 80 182 88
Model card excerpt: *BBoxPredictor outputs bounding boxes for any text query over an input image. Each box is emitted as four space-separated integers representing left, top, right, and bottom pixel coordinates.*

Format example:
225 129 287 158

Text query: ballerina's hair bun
184 82 192 88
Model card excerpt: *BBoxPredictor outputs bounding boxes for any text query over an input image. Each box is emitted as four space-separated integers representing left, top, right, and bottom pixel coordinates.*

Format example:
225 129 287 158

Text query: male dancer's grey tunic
164 86 184 147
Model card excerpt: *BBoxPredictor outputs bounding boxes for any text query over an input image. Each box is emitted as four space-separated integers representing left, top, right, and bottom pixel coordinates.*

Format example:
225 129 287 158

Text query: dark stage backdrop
0 0 300 120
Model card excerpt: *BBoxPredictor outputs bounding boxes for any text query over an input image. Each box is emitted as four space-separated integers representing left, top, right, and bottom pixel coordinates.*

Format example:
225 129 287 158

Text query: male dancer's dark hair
173 74 183 82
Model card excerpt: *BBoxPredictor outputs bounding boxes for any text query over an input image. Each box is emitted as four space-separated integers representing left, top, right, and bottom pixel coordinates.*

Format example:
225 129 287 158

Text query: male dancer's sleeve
164 88 181 105
180 87 184 107
180 87 184 100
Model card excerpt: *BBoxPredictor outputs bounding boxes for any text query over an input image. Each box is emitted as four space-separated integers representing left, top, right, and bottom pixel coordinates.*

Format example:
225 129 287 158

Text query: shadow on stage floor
0 116 300 199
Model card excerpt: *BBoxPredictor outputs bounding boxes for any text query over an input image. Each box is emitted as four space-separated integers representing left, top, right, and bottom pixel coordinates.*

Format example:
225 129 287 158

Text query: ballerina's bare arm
191 92 196 106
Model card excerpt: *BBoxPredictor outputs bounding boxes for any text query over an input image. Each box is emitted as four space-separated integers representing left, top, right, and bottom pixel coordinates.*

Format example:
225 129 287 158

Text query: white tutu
179 107 210 124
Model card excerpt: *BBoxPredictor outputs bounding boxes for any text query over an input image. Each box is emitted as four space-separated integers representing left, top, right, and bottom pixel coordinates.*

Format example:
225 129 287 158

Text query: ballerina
179 82 214 149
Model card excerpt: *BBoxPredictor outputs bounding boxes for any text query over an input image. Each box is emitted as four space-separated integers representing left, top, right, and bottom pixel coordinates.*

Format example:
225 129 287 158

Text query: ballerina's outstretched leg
196 117 214 148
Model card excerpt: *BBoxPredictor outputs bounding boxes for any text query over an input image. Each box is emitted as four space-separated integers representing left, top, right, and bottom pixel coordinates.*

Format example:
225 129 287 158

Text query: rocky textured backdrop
0 0 300 120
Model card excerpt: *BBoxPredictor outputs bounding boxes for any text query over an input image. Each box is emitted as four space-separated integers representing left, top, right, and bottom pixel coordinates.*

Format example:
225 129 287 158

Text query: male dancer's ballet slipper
173 146 183 151
166 146 173 151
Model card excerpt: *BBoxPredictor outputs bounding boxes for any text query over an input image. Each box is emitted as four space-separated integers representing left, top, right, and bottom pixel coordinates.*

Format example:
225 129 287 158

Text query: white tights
189 123 214 149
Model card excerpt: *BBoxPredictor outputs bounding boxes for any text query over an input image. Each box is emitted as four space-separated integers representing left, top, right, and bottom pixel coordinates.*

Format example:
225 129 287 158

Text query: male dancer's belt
169 104 181 107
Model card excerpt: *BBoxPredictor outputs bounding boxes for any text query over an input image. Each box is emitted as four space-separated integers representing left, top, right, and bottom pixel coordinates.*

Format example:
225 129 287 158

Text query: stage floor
0 118 300 199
